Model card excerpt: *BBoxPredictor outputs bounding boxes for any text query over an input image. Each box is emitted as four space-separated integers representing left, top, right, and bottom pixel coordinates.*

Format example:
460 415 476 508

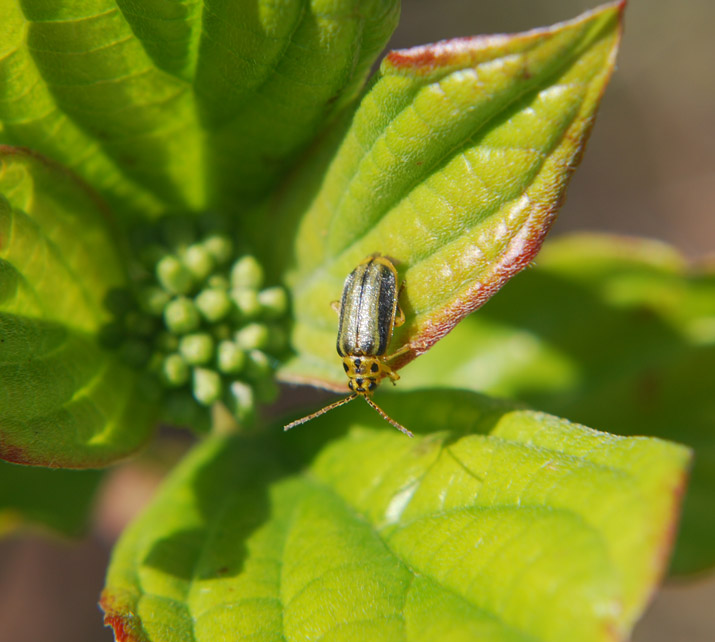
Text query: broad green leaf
400 233 715 575
0 459 102 536
281 3 624 389
102 390 689 642
0 0 399 218
0 147 156 467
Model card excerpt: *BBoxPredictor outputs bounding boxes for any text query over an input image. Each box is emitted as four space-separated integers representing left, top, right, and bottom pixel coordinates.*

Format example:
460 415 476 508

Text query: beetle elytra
284 254 413 437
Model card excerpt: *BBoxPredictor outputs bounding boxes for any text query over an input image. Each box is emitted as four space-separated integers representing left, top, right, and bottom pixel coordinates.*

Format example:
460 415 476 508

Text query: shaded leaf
0 458 102 536
0 0 399 218
401 233 715 574
0 147 155 467
102 390 689 642
282 2 624 389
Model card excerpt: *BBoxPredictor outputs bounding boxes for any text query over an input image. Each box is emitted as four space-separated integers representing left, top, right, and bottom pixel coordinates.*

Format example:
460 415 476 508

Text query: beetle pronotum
284 254 413 437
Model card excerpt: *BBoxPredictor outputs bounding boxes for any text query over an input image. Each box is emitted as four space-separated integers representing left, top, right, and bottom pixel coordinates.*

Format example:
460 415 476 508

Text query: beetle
284 254 413 437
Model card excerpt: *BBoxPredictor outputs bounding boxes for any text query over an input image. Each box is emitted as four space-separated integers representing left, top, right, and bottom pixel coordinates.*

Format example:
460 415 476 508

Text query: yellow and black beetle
284 254 413 437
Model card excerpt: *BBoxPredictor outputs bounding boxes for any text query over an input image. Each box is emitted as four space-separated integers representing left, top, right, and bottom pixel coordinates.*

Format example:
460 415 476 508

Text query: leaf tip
103 614 136 642
100 591 144 642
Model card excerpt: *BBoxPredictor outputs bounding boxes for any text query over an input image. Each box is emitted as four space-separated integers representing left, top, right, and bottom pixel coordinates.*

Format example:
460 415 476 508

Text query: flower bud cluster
105 216 288 429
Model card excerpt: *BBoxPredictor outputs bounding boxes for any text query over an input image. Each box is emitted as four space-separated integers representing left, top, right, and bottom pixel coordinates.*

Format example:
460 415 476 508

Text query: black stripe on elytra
375 263 396 355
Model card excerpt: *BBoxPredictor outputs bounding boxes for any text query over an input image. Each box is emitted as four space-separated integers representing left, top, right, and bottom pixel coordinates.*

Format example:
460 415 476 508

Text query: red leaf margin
100 591 148 642
280 1 626 391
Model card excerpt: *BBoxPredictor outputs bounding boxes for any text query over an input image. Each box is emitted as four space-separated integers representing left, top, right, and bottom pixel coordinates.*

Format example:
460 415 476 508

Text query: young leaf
0 459 102 536
0 0 399 217
0 147 156 467
101 390 689 642
401 233 715 575
281 2 624 389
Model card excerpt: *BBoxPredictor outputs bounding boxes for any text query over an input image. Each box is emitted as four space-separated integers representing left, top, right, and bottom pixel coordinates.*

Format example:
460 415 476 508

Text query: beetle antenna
363 397 414 438
284 394 358 431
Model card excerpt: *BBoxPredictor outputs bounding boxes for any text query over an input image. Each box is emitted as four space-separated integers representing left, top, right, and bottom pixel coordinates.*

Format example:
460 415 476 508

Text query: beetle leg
394 279 406 327
330 300 340 315
386 344 410 362
394 304 405 327
382 362 401 385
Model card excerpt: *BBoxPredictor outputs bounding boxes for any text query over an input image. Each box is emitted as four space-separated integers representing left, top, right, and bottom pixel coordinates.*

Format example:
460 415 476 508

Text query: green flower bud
226 381 255 424
162 353 190 386
234 323 270 350
193 368 222 406
160 216 196 250
179 333 215 365
258 286 288 318
231 288 261 319
203 234 234 264
217 340 246 374
156 255 194 295
230 255 263 289
183 244 215 282
120 339 151 368
138 285 170 316
164 297 200 334
245 349 272 379
207 274 230 290
195 288 232 322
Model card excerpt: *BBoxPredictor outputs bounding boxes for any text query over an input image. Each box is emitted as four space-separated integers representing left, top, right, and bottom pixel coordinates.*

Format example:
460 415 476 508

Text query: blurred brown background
1 1 712 641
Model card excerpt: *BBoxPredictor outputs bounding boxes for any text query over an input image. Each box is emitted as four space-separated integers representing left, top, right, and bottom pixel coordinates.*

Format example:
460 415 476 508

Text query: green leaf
282 3 624 389
0 458 102 536
102 390 689 642
400 233 715 575
0 147 156 467
0 0 399 218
